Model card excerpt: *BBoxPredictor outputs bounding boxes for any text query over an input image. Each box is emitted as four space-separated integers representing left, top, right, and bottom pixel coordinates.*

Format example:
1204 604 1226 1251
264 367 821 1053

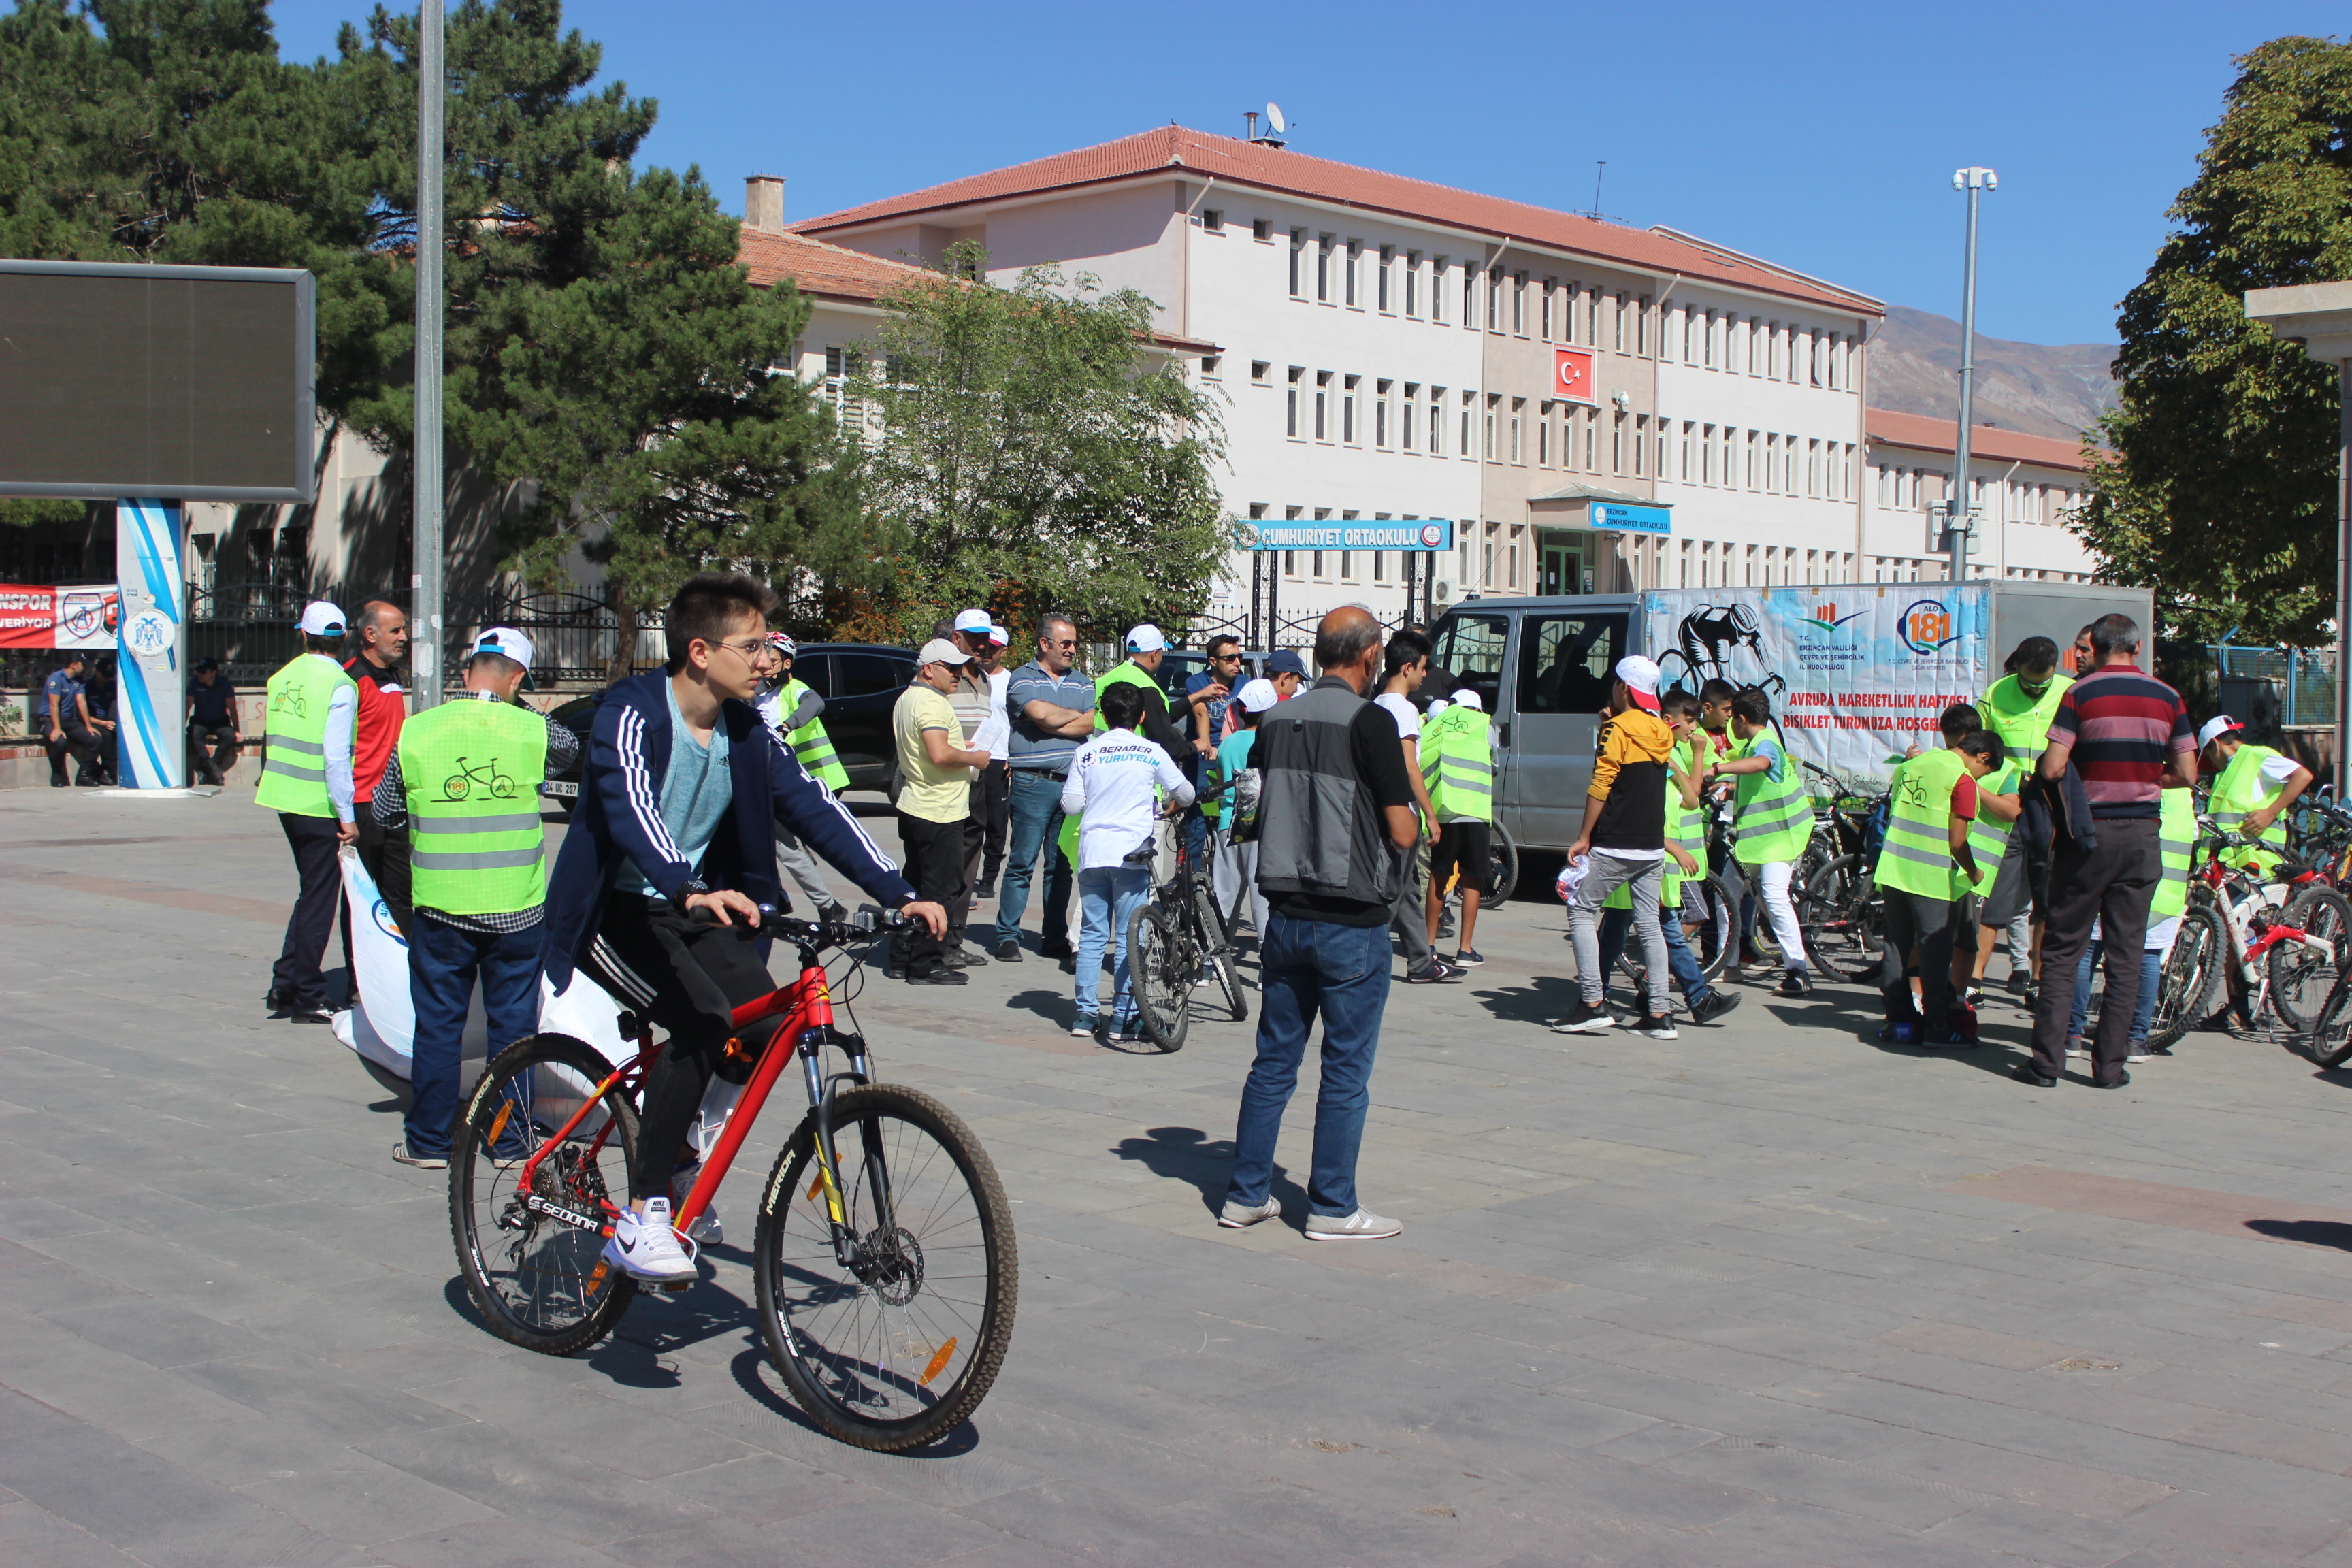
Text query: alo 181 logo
1899 600 1962 655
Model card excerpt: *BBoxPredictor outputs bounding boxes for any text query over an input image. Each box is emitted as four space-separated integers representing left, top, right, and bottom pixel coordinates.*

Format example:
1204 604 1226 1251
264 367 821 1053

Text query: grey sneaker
1305 1207 1401 1241
1218 1196 1281 1228
391 1141 446 1170
670 1167 721 1245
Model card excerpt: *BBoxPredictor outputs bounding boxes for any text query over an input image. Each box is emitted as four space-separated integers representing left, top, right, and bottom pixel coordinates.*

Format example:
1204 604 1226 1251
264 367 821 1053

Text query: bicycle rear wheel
1127 900 1192 1051
753 1084 1018 1452
1684 878 1733 982
2146 904 2224 1053
2311 970 2352 1067
2271 887 2352 1034
449 1034 638 1355
1795 853 1883 983
1190 880 1250 1024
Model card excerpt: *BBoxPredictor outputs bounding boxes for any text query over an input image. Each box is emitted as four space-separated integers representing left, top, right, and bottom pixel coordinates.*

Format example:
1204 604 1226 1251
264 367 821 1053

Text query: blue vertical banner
114 499 186 789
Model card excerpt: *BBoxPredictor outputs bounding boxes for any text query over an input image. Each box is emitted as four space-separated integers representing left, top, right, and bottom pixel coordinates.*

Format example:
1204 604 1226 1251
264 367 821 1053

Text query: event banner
1639 585 1993 785
0 583 118 649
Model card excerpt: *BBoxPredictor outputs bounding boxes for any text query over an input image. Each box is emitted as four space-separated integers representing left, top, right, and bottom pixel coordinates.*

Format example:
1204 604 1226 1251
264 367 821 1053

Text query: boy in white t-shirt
1060 681 1194 1039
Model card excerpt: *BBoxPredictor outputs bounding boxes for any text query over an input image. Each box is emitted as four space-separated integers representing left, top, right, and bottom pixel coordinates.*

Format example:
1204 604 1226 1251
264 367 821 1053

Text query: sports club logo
1417 521 1445 549
1801 601 1867 634
1898 598 1963 655
370 897 407 944
1554 348 1596 405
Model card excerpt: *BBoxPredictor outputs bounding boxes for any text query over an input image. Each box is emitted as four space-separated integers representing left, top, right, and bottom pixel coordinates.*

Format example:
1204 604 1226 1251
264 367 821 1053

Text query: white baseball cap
1235 677 1279 713
2198 715 2244 749
1450 688 1484 711
297 600 346 637
952 608 993 634
467 625 534 671
986 624 1010 648
917 637 971 667
1614 653 1662 712
1126 623 1168 653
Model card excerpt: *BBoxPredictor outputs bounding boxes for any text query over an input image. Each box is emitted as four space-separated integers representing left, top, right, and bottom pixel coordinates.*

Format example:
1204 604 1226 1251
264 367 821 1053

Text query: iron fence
2210 644 2340 728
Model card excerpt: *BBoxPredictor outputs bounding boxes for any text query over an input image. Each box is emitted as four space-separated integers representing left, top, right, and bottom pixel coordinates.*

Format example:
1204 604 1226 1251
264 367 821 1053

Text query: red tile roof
792 126 1883 317
735 224 1218 355
1865 408 2096 472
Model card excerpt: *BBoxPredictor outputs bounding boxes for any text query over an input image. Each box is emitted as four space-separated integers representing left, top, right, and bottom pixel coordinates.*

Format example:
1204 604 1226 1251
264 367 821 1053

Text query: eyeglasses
710 636 769 662
1212 652 1242 662
1047 638 1077 649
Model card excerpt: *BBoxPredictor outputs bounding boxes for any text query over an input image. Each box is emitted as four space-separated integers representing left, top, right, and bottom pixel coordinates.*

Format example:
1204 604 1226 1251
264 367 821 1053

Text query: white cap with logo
1235 677 1280 713
952 608 993 634
468 625 535 671
1449 688 1484 711
298 601 347 637
1126 624 1167 654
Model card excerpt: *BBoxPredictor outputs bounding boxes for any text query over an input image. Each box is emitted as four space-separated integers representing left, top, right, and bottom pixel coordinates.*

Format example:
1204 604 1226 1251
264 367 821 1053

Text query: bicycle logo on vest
440 756 519 801
270 685 308 720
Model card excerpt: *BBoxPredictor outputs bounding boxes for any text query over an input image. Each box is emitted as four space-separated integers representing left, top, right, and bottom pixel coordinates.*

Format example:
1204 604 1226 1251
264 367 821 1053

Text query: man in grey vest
1220 606 1420 1241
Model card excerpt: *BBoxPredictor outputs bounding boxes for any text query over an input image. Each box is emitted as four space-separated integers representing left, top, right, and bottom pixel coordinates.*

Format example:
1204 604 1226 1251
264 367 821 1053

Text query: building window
1808 439 1822 497
1637 297 1650 357
1427 388 1444 455
1614 293 1627 351
1286 366 1302 437
1825 332 1840 389
1633 414 1649 477
1201 208 1224 233
1252 218 1272 242
1612 412 1625 474
1200 355 1221 378
1465 267 1477 327
1339 550 1354 581
1538 402 1551 466
1314 371 1330 440
1404 252 1420 316
1345 240 1360 306
1509 401 1523 463
1377 245 1392 311
1372 550 1386 583
1375 379 1391 447
1767 324 1781 379
1585 409 1597 470
1251 359 1270 385
1512 272 1527 334
1342 374 1358 443
1482 536 1494 588
1509 533 1522 589
1289 229 1306 296
1316 235 1333 301
1460 395 1473 457
1482 397 1497 461
1431 258 1447 322
1541 280 1554 340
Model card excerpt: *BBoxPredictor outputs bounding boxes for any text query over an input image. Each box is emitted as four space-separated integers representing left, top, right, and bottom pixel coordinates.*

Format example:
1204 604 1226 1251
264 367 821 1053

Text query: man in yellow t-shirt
892 638 992 983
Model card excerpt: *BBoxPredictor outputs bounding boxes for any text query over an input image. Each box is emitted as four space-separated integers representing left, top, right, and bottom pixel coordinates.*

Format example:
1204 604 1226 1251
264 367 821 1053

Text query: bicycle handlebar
686 902 905 945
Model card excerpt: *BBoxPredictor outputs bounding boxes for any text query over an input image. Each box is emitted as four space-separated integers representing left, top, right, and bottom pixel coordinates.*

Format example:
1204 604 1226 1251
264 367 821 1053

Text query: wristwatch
670 877 710 911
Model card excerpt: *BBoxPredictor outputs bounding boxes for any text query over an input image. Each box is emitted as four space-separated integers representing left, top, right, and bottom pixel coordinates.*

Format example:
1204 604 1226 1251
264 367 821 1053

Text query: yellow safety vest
2153 785 2194 920
397 696 550 915
2213 742 2291 874
1982 672 2072 766
255 654 357 817
1876 749 1967 899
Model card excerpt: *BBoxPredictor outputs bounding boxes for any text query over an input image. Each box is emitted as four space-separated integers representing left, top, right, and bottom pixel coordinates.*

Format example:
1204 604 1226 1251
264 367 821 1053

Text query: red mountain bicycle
446 910 1017 1451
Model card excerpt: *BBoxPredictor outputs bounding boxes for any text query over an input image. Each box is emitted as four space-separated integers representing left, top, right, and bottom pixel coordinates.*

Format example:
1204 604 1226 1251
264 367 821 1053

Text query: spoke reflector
920 1336 958 1386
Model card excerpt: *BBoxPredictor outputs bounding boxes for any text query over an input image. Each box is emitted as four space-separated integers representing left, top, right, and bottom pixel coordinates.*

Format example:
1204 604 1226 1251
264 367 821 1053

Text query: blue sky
269 0 2341 346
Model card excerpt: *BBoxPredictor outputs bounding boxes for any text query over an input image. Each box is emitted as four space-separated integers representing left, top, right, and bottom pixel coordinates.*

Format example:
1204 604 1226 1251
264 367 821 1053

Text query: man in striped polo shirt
2018 613 2196 1090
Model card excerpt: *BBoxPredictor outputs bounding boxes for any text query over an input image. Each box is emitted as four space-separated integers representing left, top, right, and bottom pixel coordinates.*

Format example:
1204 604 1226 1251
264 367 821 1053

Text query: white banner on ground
1639 585 1993 788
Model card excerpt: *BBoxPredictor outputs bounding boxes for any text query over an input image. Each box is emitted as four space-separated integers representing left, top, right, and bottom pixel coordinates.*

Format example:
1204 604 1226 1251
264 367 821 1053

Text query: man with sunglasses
992 613 1097 963
544 572 946 1284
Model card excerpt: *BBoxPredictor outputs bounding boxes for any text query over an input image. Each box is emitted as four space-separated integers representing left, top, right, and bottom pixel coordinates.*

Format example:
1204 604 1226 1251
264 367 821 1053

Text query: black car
540 642 919 808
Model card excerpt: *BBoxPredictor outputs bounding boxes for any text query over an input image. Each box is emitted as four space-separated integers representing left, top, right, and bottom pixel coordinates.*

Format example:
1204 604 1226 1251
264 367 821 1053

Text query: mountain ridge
1867 304 2117 444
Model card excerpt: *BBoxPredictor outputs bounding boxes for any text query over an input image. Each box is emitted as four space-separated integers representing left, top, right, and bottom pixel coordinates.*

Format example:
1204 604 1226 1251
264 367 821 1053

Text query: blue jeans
2068 939 2161 1047
1226 915 1392 1218
1075 866 1152 1024
405 915 542 1157
994 769 1073 950
1599 896 1714 1005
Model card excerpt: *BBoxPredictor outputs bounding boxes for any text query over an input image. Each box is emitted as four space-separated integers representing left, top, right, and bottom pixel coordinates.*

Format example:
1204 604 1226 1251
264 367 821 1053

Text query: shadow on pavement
1471 975 1581 1026
728 1345 983 1456
2247 1218 2352 1250
1111 1125 1296 1219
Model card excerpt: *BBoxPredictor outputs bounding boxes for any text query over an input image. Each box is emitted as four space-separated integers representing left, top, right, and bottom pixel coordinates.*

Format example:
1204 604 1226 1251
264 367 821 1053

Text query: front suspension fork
800 1028 889 1269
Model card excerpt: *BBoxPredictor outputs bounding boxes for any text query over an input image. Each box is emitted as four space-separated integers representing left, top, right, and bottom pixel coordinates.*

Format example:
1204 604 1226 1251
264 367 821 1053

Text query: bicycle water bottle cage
615 1011 645 1041
714 1032 769 1085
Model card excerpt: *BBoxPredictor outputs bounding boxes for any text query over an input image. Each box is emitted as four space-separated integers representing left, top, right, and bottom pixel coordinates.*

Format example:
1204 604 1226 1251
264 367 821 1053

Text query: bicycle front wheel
2147 904 2224 1053
450 1034 638 1355
753 1084 1018 1452
1190 879 1249 1024
2312 969 2352 1068
1128 900 1192 1051
1796 853 1882 983
2271 887 2352 1034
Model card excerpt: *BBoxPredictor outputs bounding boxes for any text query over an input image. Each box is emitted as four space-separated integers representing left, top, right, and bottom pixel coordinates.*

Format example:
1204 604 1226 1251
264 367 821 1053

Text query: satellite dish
1266 101 1286 135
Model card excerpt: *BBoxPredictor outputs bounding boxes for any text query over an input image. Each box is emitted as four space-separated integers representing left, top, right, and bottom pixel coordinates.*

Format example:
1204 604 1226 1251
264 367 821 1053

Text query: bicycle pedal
656 1278 694 1294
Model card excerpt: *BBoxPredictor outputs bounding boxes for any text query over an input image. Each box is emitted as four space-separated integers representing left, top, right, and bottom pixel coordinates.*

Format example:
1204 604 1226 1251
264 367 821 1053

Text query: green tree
843 243 1231 645
2078 34 2352 647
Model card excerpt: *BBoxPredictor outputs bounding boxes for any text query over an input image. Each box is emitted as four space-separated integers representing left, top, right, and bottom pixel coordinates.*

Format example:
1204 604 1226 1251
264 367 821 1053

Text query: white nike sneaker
602 1197 697 1284
670 1166 721 1246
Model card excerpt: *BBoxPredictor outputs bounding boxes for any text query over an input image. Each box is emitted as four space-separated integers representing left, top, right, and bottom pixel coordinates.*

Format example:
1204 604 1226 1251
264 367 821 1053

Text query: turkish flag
1554 348 1596 405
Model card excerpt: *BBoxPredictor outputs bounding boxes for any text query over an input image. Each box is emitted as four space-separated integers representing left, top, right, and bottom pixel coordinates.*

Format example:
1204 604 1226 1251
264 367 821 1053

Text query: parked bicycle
447 909 1017 1452
1128 784 1249 1051
2153 819 2349 1052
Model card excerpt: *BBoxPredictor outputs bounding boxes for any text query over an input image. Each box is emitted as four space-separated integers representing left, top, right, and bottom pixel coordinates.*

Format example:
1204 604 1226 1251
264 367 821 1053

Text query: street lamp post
1946 167 1997 585
2244 282 2352 791
412 0 444 710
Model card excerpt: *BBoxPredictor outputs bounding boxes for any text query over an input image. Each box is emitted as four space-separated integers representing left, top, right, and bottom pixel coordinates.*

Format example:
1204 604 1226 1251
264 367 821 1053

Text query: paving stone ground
10 787 2352 1566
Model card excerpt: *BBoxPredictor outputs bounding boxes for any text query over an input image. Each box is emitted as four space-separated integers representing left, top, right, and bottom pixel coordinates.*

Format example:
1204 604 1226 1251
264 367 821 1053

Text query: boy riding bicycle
542 573 947 1285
